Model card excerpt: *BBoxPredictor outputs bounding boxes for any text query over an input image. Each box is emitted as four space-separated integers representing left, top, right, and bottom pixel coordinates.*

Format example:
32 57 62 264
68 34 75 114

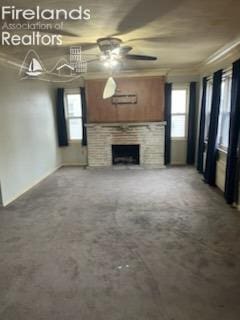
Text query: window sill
69 140 82 144
171 137 187 141
217 146 228 155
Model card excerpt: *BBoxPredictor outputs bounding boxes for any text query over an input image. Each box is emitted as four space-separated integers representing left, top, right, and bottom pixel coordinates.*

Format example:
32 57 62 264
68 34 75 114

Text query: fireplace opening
112 145 140 165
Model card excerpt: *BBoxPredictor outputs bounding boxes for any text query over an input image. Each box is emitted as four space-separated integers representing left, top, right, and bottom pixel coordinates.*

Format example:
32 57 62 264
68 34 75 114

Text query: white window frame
217 71 232 151
64 88 82 142
171 85 189 140
204 79 213 142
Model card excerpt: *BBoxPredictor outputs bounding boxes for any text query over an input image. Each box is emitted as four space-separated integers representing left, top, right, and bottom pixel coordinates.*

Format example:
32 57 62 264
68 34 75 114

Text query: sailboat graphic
20 49 83 82
25 58 43 76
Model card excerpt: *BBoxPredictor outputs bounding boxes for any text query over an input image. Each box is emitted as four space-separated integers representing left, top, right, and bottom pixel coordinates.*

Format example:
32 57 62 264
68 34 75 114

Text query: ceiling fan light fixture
90 37 158 71
111 47 121 55
103 58 118 68
97 37 122 53
110 59 118 67
100 54 108 62
103 61 110 68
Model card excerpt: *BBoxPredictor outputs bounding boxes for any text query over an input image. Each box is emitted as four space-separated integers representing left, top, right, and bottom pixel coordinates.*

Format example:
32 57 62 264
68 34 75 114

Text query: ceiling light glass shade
110 59 118 67
111 47 120 55
100 54 108 61
103 58 118 68
103 77 117 99
104 61 110 68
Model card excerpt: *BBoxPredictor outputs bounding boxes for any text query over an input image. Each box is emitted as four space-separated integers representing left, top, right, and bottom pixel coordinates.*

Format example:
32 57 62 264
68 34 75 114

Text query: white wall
216 150 227 192
0 64 61 206
171 140 187 165
202 149 227 192
61 143 87 165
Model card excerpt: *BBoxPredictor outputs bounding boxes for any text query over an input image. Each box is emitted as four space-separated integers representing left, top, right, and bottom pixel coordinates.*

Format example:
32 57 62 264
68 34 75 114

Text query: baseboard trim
62 163 87 166
3 165 62 207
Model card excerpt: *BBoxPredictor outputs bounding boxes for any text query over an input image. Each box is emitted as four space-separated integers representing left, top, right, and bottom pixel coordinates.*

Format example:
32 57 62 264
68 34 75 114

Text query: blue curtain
224 59 240 204
80 87 88 146
164 83 172 165
204 70 222 186
56 88 68 147
187 82 197 165
197 77 207 173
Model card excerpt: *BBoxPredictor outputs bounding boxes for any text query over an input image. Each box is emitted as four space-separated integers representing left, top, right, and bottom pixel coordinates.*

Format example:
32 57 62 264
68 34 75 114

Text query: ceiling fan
89 37 157 98
96 37 157 62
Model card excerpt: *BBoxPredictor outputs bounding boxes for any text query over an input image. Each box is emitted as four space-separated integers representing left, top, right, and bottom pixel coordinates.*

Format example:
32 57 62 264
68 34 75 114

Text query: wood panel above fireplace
85 76 165 123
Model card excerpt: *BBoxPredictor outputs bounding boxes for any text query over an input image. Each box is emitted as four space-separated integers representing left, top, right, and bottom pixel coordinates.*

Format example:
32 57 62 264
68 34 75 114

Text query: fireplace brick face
87 122 166 168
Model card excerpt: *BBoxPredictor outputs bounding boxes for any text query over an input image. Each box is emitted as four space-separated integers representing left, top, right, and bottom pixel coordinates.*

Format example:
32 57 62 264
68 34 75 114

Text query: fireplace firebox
112 145 140 165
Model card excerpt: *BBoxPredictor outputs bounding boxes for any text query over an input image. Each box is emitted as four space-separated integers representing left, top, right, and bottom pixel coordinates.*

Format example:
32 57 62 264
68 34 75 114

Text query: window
204 80 213 141
171 89 188 138
65 92 82 140
217 74 232 149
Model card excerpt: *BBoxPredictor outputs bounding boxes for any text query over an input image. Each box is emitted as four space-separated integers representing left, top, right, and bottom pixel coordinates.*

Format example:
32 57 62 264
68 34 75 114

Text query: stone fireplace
86 122 166 168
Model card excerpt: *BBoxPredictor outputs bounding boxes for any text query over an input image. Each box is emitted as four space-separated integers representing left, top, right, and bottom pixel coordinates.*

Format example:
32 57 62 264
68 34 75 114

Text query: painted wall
61 143 87 166
0 64 61 206
216 151 227 192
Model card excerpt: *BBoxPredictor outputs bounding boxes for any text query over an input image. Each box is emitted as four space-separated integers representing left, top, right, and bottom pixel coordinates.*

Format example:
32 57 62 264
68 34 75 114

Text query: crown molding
83 68 169 79
200 38 240 75
166 66 200 77
83 65 202 80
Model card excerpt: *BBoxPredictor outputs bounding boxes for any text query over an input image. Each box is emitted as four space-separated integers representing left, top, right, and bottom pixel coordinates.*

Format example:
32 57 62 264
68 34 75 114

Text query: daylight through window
65 93 82 140
171 89 188 138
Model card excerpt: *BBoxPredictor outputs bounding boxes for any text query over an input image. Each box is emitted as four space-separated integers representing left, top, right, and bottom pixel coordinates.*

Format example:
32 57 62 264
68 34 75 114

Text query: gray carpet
0 167 240 320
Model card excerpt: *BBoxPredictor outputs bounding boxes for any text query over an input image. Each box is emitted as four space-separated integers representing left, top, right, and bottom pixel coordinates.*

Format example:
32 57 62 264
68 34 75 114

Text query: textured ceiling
1 0 240 72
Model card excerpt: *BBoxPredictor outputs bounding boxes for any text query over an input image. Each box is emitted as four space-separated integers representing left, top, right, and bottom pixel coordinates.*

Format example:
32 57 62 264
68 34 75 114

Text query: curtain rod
206 66 232 81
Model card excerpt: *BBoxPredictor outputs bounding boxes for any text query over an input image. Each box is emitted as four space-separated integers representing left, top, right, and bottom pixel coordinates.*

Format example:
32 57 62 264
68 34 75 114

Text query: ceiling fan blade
80 43 98 51
60 39 97 50
125 54 157 61
120 46 133 54
62 42 97 51
103 77 117 99
44 30 79 37
116 0 183 37
127 36 167 43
